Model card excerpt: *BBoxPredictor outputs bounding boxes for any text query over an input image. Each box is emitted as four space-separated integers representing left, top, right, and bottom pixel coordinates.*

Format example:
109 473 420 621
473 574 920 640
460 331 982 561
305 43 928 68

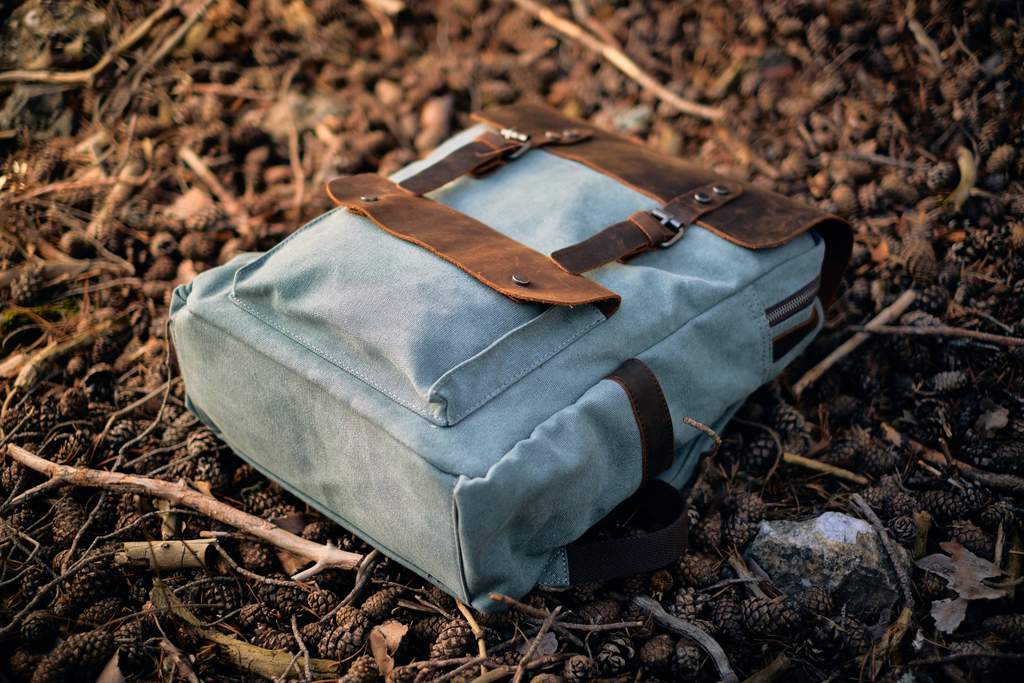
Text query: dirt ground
1 1 1023 681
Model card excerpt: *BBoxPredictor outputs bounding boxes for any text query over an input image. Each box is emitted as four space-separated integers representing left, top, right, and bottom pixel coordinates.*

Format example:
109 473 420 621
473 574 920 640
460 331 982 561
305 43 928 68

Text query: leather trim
551 183 744 274
772 308 820 361
326 174 621 316
398 127 593 196
473 104 853 307
398 131 517 195
606 359 674 480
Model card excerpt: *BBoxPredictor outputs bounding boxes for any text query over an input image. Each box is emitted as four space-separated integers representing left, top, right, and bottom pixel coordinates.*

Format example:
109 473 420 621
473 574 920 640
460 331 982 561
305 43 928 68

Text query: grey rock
746 511 910 622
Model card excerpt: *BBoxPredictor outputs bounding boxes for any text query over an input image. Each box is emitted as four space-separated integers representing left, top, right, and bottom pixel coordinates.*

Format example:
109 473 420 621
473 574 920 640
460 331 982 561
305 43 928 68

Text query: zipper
766 276 820 327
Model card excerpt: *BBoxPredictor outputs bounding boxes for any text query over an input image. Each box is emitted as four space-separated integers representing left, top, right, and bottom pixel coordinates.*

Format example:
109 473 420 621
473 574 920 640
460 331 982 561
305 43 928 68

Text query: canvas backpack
170 103 852 611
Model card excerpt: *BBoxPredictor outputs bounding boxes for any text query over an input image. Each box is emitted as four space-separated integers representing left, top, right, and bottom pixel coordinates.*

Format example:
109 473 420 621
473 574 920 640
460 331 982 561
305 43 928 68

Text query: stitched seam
746 287 772 384
444 311 605 423
608 374 648 480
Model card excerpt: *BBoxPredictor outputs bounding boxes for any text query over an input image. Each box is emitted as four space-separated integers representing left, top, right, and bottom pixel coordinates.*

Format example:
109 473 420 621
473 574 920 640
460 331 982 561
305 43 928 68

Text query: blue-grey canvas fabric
170 123 826 610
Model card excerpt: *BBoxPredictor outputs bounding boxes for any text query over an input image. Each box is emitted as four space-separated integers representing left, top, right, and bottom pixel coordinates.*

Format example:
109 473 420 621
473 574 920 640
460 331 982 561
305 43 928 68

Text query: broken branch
5 445 363 576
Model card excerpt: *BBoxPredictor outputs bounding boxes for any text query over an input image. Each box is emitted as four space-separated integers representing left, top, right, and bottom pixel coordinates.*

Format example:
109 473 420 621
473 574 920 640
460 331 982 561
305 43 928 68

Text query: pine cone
563 655 596 682
639 633 674 674
743 434 779 474
595 634 635 674
60 563 118 613
237 602 277 629
10 264 45 306
302 519 334 544
31 630 115 683
253 624 294 650
674 554 720 588
51 495 86 548
672 639 706 677
10 649 44 680
920 484 989 522
576 598 621 625
880 173 919 205
186 428 221 458
307 589 340 617
948 520 994 558
926 161 959 192
693 511 722 549
429 618 474 659
979 499 1019 533
721 514 759 548
741 596 801 637
239 541 276 573
773 403 813 454
244 486 286 517
21 611 58 650
860 443 902 476
179 232 218 263
409 615 447 642
709 595 744 641
54 429 91 465
670 587 710 621
191 453 229 490
830 183 858 216
913 284 950 315
361 586 401 623
796 585 833 617
343 653 379 682
80 596 130 626
812 613 870 658
888 516 917 547
258 579 306 614
57 386 89 418
986 144 1016 174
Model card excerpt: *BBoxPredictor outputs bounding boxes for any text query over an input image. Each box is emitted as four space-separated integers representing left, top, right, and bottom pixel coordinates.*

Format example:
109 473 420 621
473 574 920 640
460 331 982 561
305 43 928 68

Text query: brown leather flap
326 175 621 317
472 104 852 307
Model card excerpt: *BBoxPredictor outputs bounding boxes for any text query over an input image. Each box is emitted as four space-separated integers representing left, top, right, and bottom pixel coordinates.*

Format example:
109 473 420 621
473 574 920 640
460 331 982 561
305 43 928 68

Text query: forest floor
1 1 1024 681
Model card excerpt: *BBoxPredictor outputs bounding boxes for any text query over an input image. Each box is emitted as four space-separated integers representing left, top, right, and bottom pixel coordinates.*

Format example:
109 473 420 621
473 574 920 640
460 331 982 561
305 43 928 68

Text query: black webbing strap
562 359 686 584
564 479 689 584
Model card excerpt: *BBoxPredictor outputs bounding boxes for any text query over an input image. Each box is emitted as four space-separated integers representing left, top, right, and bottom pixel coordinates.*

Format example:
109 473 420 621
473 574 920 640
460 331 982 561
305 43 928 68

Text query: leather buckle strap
551 182 743 274
327 174 621 316
397 126 592 196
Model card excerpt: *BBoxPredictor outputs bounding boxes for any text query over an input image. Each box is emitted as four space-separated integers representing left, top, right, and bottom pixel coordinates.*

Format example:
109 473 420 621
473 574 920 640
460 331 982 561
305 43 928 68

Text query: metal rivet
511 273 530 286
359 195 378 202
712 184 730 196
693 191 712 204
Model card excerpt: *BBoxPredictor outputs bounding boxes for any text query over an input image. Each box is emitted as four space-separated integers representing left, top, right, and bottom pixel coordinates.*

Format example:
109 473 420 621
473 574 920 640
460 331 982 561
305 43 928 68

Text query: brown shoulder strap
473 104 852 307
606 358 674 480
327 174 620 316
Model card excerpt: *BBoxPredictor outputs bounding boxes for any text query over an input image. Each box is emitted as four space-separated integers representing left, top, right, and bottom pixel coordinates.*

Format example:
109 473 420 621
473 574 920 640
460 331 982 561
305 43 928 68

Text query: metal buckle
651 207 686 248
500 128 533 159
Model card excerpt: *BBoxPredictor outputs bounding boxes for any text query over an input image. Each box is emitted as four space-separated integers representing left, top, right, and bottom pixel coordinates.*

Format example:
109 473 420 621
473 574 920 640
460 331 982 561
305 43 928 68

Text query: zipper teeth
766 276 821 327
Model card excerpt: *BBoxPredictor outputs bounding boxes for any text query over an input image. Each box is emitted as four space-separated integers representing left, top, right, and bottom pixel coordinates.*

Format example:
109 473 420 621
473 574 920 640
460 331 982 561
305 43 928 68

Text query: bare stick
848 323 1024 347
512 606 561 683
793 290 916 398
131 0 217 89
179 147 255 239
291 614 312 682
509 0 724 122
632 595 739 683
896 432 1024 494
781 452 869 485
457 601 489 677
488 594 642 632
0 0 176 85
5 445 363 574
851 494 913 608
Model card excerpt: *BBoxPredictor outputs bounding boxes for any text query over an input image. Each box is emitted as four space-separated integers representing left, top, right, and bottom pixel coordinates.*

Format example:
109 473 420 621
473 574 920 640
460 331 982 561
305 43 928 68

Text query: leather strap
473 104 852 307
606 359 674 481
772 308 821 361
327 174 620 316
552 183 744 274
398 127 592 196
565 479 688 584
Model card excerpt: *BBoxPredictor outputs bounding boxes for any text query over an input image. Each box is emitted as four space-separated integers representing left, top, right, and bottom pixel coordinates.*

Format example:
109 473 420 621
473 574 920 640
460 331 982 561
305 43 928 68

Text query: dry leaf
915 541 1007 633
870 238 891 263
516 631 558 657
369 621 409 676
167 187 214 223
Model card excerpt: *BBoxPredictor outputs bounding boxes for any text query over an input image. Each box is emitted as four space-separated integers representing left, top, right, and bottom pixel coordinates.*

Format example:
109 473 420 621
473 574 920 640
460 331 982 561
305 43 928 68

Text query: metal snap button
359 195 378 202
693 191 712 204
712 185 731 195
511 274 531 286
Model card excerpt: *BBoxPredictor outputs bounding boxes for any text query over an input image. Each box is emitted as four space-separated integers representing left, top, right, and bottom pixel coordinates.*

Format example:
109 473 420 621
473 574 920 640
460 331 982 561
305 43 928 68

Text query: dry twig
509 0 725 121
793 290 917 397
781 452 870 485
5 444 364 576
848 323 1024 346
632 595 739 683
